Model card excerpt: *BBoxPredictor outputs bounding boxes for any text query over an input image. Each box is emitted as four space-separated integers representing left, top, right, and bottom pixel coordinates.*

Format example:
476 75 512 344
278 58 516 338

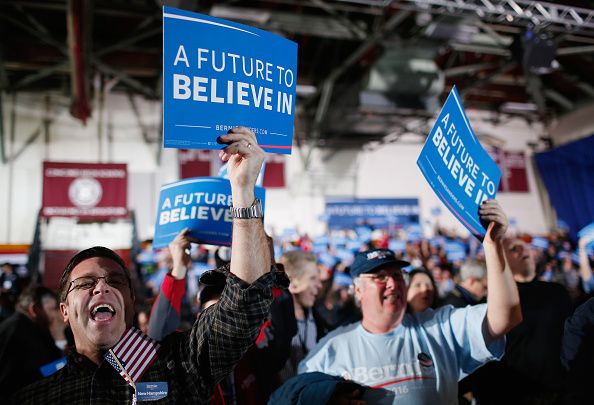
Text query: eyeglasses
66 273 130 297
360 269 404 284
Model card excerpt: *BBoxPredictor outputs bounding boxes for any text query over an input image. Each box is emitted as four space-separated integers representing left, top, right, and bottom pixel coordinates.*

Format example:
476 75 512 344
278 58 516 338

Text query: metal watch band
230 198 263 219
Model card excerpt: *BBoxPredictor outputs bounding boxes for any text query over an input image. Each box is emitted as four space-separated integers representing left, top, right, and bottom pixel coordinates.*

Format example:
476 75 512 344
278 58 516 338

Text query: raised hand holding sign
217 126 266 206
153 127 266 249
163 7 297 154
417 86 501 240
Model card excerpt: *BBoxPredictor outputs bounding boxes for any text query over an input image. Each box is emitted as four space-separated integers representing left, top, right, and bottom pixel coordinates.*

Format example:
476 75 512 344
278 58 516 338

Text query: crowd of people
0 128 593 404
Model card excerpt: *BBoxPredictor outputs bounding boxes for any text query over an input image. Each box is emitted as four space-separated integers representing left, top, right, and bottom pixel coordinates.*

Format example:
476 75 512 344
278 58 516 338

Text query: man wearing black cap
299 200 522 404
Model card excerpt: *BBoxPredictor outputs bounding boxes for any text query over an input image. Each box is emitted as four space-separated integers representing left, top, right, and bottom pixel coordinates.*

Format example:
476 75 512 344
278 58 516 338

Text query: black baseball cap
199 270 226 304
350 249 410 278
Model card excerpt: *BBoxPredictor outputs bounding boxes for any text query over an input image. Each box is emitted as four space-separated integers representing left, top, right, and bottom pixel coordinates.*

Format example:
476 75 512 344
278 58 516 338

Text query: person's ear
60 302 69 323
354 282 363 301
27 302 38 319
288 279 301 294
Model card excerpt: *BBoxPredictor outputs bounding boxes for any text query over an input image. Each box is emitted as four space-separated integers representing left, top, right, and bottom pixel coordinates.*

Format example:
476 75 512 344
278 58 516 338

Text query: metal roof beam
91 57 157 99
0 42 8 90
311 0 368 40
557 45 594 56
399 0 594 32
95 26 162 58
444 62 500 77
575 82 594 98
449 42 510 56
303 10 411 167
11 60 70 90
0 12 67 55
339 0 594 35
544 89 573 110
460 61 517 97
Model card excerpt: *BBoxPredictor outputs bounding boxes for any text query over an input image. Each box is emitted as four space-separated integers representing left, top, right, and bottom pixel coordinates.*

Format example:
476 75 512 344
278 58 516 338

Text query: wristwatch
230 199 263 219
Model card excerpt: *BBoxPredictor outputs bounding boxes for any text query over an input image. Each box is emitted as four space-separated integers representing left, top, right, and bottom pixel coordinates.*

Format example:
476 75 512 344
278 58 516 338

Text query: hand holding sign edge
218 126 265 207
479 199 508 244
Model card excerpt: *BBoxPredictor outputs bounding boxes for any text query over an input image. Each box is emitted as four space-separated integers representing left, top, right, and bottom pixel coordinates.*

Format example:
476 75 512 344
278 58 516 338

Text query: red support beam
66 0 91 124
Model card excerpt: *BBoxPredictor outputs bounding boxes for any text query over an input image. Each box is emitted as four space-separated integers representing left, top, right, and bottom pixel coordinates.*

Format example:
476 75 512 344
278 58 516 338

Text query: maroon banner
263 154 286 188
179 149 215 179
501 150 529 192
42 161 128 219
490 149 529 193
179 149 285 188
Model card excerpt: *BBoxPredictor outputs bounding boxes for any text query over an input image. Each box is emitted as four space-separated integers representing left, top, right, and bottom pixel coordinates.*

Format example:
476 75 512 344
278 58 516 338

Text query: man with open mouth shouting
12 127 288 404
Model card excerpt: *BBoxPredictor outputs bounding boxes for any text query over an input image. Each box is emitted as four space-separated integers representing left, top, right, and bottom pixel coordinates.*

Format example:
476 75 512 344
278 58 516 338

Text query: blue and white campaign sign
444 240 467 262
578 222 594 252
389 239 407 253
325 198 419 230
531 237 549 249
40 357 67 377
163 7 297 154
153 177 266 249
417 86 501 240
578 222 594 240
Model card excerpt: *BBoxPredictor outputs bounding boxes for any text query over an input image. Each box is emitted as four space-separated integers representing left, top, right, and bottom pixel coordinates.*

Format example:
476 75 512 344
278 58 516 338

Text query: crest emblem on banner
68 177 103 208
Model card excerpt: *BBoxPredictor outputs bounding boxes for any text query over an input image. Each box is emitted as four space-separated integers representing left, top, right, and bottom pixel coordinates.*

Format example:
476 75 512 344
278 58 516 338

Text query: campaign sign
578 222 594 240
531 237 549 249
153 177 265 249
325 198 419 230
389 240 407 253
40 357 67 377
163 7 297 154
578 222 594 252
444 241 467 262
417 86 501 240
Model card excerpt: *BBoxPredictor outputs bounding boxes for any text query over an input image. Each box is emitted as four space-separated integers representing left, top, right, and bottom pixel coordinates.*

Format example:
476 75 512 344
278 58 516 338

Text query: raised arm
479 200 522 340
177 129 284 394
218 127 270 284
147 229 190 341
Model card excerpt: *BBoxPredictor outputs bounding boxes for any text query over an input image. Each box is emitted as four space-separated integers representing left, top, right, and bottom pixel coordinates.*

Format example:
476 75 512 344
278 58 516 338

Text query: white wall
548 101 594 146
264 147 360 237
0 91 555 244
0 91 175 244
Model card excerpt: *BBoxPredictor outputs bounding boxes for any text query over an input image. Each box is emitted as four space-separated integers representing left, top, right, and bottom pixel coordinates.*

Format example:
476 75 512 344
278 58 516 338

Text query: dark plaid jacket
11 269 288 405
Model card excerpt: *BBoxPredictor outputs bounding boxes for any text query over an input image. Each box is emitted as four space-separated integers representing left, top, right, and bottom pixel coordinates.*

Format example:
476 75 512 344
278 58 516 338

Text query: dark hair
199 270 226 305
16 284 57 313
214 247 231 268
407 267 439 310
58 246 130 302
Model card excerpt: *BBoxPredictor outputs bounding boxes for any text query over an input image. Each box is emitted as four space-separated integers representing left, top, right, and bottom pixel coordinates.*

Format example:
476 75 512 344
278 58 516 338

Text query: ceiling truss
1 0 594 154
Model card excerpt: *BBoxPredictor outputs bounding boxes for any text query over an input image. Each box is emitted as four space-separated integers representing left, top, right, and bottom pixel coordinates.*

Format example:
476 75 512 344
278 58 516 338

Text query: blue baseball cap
350 249 410 278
